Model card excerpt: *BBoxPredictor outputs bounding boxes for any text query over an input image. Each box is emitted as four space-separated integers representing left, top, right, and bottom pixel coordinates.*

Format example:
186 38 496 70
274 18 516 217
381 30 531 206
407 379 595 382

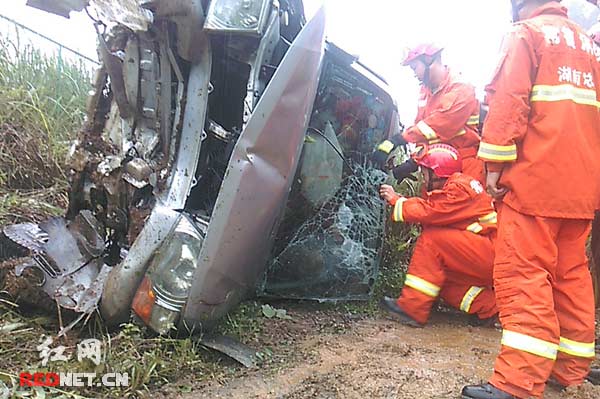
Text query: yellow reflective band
454 129 467 137
479 212 497 225
460 286 484 313
404 274 441 298
558 337 595 358
501 330 558 360
416 120 439 141
467 115 480 125
531 84 600 108
477 142 517 162
393 197 408 222
466 222 484 234
377 140 395 154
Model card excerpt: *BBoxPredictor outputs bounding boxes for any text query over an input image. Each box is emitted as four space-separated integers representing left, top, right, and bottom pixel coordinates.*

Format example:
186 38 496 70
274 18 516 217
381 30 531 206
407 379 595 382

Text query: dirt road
181 308 600 399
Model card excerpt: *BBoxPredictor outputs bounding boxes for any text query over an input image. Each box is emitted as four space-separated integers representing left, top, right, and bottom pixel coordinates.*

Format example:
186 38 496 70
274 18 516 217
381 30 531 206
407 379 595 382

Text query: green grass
0 32 90 224
0 301 229 398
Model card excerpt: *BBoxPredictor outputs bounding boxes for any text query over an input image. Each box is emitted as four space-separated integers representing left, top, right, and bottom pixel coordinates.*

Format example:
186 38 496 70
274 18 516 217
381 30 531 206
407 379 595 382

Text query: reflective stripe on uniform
377 140 395 154
404 274 441 298
479 211 497 226
530 84 600 108
416 121 439 141
466 222 484 234
392 197 408 222
501 330 558 360
460 286 484 313
477 142 517 162
453 129 467 138
467 115 480 125
558 337 595 358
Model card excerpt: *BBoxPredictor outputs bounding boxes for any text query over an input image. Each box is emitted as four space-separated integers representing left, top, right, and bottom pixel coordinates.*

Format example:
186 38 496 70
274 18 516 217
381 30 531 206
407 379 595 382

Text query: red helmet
402 43 444 66
414 144 462 178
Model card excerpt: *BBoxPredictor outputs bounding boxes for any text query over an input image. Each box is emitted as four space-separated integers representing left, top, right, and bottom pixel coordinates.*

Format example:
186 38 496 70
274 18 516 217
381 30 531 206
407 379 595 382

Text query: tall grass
0 31 91 223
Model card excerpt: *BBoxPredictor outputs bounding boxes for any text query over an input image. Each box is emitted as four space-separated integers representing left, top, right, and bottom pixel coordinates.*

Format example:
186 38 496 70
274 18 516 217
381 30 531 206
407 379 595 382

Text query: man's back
398 173 497 235
480 2 600 219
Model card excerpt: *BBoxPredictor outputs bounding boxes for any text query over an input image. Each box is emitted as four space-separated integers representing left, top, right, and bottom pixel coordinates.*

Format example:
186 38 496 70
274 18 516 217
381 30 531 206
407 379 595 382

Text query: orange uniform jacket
403 69 481 161
392 173 496 235
478 3 600 219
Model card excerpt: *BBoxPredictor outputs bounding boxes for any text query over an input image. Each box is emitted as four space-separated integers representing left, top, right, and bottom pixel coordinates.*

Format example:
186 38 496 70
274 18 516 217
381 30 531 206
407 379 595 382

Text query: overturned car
4 0 400 334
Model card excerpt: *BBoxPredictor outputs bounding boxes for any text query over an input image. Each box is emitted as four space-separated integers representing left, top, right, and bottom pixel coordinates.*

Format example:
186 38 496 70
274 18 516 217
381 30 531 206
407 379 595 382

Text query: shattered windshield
260 162 388 300
259 49 394 301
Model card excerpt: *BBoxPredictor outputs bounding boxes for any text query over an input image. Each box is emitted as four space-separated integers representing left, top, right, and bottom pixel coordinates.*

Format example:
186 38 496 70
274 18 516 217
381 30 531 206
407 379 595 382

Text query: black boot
586 367 600 385
461 383 517 399
468 314 500 328
548 367 600 389
379 296 423 327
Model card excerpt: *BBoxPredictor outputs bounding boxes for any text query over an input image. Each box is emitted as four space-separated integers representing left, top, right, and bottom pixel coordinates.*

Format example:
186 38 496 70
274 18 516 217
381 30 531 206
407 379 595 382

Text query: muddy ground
2 257 599 399
168 307 600 399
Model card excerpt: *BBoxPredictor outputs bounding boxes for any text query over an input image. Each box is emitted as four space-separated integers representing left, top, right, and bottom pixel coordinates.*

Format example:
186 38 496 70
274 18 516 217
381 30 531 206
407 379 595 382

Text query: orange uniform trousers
489 205 595 399
396 226 497 325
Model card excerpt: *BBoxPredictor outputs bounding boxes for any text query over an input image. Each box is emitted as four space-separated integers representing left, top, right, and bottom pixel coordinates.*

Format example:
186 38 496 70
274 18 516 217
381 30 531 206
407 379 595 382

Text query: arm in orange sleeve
391 181 474 226
402 84 478 144
478 24 536 166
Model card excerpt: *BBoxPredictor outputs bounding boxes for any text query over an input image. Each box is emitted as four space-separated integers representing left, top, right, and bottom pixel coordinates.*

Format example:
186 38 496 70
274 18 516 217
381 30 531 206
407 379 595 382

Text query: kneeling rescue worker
379 144 498 327
462 0 600 398
372 43 484 182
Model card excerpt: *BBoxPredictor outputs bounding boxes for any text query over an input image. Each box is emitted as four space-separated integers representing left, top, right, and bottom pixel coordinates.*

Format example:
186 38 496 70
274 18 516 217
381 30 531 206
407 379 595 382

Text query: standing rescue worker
379 144 498 326
372 44 484 182
462 1 600 398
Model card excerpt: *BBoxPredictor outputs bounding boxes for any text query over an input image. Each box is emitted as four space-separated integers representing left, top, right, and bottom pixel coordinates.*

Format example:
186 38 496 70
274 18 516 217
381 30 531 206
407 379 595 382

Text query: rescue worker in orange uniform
461 1 600 398
379 144 498 326
372 44 484 182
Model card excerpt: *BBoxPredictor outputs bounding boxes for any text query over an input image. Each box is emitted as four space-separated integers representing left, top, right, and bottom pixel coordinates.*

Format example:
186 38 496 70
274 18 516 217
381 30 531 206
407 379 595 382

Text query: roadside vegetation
0 32 416 398
0 34 89 225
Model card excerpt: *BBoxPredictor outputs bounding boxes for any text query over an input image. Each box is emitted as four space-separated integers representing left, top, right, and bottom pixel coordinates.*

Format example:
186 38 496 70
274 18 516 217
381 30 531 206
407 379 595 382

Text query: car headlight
132 215 206 334
204 0 271 35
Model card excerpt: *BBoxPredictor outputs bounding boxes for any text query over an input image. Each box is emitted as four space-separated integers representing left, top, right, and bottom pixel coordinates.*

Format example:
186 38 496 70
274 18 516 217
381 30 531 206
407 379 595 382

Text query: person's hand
371 135 408 170
379 184 402 206
486 171 508 200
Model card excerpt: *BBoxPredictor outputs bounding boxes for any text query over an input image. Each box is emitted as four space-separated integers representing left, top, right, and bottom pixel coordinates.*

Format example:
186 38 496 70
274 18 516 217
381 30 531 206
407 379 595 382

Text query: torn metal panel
27 0 153 31
181 7 327 328
3 211 108 313
88 0 154 32
199 335 258 369
26 0 88 18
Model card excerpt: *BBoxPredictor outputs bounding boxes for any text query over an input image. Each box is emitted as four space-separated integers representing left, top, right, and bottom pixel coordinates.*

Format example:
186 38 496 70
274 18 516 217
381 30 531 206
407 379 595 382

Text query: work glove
392 158 418 183
371 134 408 170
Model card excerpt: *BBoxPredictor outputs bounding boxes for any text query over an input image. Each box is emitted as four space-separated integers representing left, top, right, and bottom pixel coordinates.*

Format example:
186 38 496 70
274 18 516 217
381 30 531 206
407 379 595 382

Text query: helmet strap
425 169 435 192
425 168 447 191
423 66 432 89
421 55 437 90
